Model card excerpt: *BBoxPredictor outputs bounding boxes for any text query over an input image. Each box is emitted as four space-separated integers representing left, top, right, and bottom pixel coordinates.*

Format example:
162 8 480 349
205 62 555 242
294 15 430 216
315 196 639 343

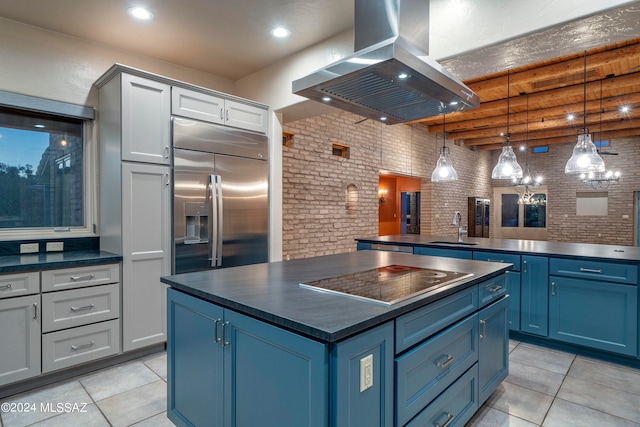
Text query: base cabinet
478 296 509 403
167 288 328 427
520 255 549 336
0 295 41 386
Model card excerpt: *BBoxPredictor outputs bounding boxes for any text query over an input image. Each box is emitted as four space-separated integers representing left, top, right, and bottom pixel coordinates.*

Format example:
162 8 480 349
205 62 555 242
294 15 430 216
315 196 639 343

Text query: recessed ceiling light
34 124 45 128
620 105 630 113
128 7 153 20
567 113 575 121
397 72 409 79
271 27 290 38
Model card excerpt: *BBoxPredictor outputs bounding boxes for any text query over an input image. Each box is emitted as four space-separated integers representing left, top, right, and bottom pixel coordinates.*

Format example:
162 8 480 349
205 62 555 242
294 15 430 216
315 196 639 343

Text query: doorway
378 174 421 236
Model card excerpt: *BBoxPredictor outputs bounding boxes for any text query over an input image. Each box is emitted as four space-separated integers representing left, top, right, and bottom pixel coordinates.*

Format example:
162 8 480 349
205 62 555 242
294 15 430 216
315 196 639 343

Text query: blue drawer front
478 274 508 308
396 314 479 426
549 258 638 285
395 286 479 354
414 246 472 259
356 242 371 251
405 364 479 427
473 251 521 271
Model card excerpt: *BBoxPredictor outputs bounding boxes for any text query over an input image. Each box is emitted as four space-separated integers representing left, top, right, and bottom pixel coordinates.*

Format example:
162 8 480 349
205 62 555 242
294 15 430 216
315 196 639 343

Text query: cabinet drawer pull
480 319 486 339
436 412 455 427
488 285 503 293
70 274 95 282
551 282 556 296
579 267 603 274
523 260 527 273
487 259 504 263
0 283 12 290
70 304 95 312
213 319 221 343
436 354 455 368
70 341 95 351
33 302 38 319
221 321 230 347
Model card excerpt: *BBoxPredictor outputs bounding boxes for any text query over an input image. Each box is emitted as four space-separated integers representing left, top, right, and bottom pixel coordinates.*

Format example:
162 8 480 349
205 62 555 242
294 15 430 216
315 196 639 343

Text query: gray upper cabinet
172 86 268 134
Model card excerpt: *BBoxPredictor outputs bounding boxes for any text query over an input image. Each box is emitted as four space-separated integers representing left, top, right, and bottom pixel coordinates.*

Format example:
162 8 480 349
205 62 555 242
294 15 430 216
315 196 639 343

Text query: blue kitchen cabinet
478 296 509 403
356 242 371 251
473 251 521 332
520 255 549 336
414 246 473 259
167 288 328 427
549 258 638 357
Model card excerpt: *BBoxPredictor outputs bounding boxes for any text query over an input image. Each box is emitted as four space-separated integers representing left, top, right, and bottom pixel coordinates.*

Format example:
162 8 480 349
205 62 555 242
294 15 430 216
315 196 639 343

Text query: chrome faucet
451 211 467 242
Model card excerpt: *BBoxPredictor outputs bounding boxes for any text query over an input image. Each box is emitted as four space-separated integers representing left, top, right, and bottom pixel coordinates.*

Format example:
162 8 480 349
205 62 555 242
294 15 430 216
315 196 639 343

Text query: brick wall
283 111 638 258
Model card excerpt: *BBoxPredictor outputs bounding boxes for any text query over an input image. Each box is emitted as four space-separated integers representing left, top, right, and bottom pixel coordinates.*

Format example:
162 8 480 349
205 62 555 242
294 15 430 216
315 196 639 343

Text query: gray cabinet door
0 294 41 386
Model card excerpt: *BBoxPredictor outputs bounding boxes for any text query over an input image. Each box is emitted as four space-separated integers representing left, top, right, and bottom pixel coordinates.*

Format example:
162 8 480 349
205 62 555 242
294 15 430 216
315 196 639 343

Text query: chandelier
512 95 545 205
580 170 620 189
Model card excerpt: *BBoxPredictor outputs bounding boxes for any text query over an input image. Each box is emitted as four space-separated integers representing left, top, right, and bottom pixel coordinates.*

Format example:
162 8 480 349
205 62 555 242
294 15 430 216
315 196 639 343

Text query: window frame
0 91 96 240
493 186 548 240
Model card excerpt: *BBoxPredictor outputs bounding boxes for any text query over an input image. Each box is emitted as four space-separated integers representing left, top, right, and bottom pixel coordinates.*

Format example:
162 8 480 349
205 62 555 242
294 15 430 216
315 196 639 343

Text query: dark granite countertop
161 251 509 343
356 235 640 263
0 250 122 273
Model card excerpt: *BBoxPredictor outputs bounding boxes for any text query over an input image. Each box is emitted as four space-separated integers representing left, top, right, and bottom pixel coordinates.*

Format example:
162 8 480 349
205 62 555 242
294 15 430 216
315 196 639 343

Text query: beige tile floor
1 340 640 426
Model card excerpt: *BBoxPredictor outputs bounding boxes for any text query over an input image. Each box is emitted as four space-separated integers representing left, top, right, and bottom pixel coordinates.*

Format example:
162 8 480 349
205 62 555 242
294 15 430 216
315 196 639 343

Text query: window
494 187 548 240
0 91 93 235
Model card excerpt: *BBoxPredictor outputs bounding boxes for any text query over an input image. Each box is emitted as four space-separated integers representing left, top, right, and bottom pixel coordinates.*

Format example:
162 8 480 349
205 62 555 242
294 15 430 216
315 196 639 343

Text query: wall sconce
378 189 387 203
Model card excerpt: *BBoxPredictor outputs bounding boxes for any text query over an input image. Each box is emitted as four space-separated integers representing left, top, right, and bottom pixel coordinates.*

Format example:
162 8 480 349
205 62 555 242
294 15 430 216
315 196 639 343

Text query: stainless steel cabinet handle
436 354 455 368
71 341 95 351
225 109 229 122
579 267 603 274
436 412 455 427
70 274 95 282
0 283 12 290
488 285 503 293
523 260 527 273
551 282 556 296
213 319 221 344
33 302 38 319
487 259 505 263
70 304 95 312
221 321 230 347
165 173 170 186
480 319 487 339
164 146 170 159
220 108 223 120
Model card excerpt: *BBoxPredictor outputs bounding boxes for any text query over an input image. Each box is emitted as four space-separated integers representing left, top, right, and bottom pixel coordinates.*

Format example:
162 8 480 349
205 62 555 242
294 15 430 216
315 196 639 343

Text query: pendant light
513 94 545 205
565 51 605 174
431 113 458 182
492 70 523 179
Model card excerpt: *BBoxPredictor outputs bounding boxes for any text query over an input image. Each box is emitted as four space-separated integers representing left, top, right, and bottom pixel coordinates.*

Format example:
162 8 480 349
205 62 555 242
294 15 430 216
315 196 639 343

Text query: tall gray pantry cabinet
96 72 172 351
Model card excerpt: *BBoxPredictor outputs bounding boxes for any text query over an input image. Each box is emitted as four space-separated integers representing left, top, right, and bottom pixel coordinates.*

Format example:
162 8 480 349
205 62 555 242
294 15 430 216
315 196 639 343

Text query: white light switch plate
360 354 373 392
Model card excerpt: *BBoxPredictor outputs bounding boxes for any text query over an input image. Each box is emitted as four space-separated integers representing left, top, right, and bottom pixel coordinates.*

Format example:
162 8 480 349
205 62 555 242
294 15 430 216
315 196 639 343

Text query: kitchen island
161 250 510 427
356 235 640 366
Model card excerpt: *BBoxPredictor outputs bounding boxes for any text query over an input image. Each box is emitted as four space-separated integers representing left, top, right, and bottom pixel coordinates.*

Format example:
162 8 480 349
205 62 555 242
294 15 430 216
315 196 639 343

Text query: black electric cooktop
300 264 473 305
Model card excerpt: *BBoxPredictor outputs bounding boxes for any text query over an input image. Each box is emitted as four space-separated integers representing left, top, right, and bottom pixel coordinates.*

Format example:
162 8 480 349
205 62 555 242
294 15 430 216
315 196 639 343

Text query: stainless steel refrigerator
172 117 268 274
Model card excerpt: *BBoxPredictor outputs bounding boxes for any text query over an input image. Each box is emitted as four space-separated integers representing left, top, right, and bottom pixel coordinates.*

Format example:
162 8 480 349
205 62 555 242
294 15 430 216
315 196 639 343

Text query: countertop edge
0 251 123 273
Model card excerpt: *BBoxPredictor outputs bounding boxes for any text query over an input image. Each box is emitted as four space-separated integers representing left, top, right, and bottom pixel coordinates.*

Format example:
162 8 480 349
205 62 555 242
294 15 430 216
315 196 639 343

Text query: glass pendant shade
564 133 606 174
491 145 523 179
431 146 458 182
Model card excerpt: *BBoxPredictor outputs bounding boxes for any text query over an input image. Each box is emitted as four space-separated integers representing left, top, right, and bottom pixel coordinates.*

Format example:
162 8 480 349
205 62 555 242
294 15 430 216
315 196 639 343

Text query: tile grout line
537 353 577 426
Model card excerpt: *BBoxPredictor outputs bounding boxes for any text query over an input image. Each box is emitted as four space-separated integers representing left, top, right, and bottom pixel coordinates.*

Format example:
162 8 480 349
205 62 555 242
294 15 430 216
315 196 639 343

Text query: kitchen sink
429 241 479 246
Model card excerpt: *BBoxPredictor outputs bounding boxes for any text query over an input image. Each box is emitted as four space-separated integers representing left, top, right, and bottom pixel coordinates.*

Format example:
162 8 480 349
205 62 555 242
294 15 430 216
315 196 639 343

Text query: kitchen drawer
396 286 478 354
478 274 508 308
396 314 478 426
41 263 120 292
472 251 521 271
0 271 40 299
369 243 413 253
42 283 120 333
549 258 637 285
414 246 472 259
42 319 120 373
405 364 479 427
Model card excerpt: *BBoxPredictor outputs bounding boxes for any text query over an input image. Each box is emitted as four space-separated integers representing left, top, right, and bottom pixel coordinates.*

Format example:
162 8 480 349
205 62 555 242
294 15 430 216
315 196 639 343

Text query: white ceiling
0 0 638 83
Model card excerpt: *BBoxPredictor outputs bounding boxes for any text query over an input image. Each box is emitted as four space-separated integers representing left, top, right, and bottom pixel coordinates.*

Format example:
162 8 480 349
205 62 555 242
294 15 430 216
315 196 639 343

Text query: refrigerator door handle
210 174 223 267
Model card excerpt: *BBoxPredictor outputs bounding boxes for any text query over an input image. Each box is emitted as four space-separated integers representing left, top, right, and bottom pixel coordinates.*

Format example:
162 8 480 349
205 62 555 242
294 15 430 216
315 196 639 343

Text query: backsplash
0 237 99 256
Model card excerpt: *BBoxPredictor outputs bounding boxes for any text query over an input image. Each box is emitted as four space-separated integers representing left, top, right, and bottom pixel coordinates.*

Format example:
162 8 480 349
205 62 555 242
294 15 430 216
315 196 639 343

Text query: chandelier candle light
492 70 523 180
565 51 605 174
513 95 545 205
431 113 458 182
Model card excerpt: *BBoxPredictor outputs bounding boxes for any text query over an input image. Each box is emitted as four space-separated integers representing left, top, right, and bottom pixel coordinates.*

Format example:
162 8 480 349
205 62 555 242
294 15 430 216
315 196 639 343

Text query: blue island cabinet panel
520 255 549 336
414 246 473 259
549 277 638 356
331 321 394 427
478 296 509 404
167 289 328 427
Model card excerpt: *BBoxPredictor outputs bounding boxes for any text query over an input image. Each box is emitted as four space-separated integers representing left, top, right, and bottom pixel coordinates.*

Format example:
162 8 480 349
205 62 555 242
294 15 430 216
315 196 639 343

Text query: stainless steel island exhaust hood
292 0 479 125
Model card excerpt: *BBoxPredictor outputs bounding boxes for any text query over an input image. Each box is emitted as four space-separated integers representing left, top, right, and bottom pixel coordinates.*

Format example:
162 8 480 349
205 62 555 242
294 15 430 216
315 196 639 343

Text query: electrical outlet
360 354 373 392
20 243 39 254
46 241 64 252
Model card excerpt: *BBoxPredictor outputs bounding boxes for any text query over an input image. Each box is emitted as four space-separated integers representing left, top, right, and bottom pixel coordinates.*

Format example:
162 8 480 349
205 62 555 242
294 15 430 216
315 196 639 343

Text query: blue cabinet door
167 288 224 427
520 256 549 336
549 277 638 356
506 271 521 331
414 246 472 259
224 308 328 427
478 296 509 404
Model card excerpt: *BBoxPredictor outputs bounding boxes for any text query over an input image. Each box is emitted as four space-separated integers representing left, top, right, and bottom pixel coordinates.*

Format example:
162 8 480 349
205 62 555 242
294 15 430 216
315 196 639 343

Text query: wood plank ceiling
414 38 640 151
